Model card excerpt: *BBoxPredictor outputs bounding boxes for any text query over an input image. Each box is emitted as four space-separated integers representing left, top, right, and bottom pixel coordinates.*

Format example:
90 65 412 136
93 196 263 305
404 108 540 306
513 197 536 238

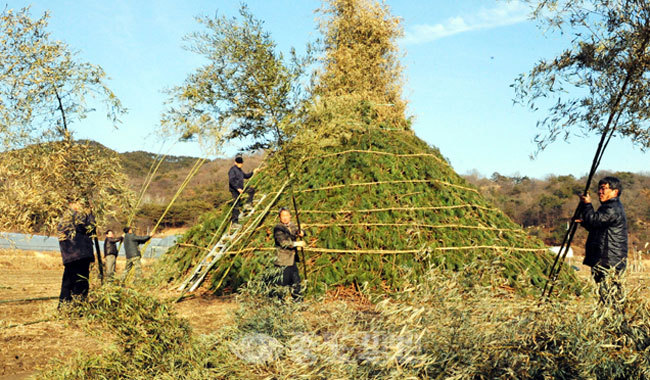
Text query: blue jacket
228 165 253 194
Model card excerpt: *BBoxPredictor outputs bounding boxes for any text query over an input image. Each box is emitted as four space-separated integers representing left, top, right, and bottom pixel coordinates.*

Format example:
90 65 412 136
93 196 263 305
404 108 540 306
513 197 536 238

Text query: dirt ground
0 249 236 379
1 248 648 379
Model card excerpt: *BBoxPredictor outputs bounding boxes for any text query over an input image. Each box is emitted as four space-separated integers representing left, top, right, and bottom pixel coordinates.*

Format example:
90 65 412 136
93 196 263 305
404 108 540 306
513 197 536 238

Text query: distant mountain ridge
71 140 264 230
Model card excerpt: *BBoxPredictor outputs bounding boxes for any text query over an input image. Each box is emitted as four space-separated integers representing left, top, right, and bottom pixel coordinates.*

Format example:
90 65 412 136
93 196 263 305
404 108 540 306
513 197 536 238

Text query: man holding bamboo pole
103 229 123 281
57 200 96 305
120 226 151 282
273 207 305 301
576 176 628 305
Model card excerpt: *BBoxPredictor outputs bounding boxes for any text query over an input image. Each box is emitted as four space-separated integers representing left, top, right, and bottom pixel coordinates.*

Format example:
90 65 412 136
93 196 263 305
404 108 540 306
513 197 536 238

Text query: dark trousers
59 257 92 303
276 264 301 300
230 187 255 223
592 265 624 306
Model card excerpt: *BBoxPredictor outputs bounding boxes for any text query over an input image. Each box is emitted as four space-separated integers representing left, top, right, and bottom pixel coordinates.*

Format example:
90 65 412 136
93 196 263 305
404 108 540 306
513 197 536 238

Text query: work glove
293 241 306 248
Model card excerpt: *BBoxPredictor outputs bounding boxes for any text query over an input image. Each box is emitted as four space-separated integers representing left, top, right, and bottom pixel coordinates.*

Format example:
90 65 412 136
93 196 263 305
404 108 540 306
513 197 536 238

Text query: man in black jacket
120 226 151 282
228 156 256 227
577 176 628 303
57 200 95 305
103 229 123 281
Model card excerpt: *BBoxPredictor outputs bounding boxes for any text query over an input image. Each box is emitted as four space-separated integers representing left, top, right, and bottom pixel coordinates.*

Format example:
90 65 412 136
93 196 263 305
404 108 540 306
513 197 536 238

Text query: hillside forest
465 170 650 253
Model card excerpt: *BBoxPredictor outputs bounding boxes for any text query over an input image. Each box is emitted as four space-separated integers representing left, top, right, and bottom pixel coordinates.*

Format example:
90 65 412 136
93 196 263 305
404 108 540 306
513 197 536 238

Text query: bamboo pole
218 246 548 255
296 179 480 194
3 318 53 329
118 144 173 254
239 218 520 239
140 157 205 253
0 296 58 304
211 180 290 292
153 158 205 234
301 222 524 233
128 149 171 226
314 149 448 165
542 33 650 301
177 243 211 251
298 204 498 214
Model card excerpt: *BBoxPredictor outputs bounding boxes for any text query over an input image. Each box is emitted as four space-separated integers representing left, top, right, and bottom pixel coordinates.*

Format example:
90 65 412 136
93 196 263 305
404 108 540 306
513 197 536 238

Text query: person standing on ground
228 156 256 228
103 229 123 281
120 226 151 282
57 200 96 305
273 207 305 300
577 176 628 304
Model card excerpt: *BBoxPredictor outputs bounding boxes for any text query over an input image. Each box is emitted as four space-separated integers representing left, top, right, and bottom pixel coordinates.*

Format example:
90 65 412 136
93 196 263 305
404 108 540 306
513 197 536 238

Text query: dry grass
35 262 650 379
4 248 650 379
0 249 158 379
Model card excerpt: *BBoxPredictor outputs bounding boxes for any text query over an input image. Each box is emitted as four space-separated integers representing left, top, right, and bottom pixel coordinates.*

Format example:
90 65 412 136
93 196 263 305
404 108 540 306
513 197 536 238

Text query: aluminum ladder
178 193 267 293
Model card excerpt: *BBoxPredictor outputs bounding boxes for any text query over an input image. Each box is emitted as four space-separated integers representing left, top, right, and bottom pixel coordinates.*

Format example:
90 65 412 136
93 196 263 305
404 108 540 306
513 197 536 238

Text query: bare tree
515 0 650 154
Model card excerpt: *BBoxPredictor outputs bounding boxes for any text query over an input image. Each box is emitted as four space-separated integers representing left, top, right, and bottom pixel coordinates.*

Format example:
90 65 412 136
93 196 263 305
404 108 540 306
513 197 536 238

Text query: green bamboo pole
298 204 498 214
3 318 53 329
140 157 205 254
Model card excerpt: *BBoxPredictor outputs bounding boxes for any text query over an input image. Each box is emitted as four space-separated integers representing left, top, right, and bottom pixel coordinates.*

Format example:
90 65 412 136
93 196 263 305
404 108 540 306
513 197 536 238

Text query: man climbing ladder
228 155 257 228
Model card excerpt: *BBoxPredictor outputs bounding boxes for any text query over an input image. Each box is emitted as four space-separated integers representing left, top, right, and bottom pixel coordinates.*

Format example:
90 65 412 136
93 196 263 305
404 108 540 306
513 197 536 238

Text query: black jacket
58 210 96 265
228 165 253 194
123 233 150 259
580 197 628 270
104 236 123 257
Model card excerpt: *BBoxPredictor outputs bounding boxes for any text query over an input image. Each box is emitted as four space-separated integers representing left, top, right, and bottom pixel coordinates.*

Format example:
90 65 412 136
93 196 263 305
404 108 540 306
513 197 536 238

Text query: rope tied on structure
301 222 525 233
299 204 498 214
313 149 449 165
220 245 548 256
297 179 480 194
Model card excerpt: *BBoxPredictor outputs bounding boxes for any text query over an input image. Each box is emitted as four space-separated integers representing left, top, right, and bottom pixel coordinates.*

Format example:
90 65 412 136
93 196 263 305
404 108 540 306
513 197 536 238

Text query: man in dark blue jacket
228 156 256 227
577 176 628 303
57 200 95 305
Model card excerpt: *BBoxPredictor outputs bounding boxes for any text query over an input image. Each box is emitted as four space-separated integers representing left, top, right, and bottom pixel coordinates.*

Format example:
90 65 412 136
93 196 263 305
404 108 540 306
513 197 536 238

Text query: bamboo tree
302 0 409 147
515 0 650 153
0 7 125 149
161 4 310 155
162 4 314 285
0 7 132 234
514 1 650 298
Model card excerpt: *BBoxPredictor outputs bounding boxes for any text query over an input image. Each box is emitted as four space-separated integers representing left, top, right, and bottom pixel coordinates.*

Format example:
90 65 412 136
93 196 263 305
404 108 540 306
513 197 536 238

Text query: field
0 249 237 379
2 248 650 379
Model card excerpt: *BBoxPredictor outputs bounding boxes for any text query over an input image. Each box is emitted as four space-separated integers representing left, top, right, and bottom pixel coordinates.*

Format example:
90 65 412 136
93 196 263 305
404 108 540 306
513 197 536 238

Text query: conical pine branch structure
160 128 581 295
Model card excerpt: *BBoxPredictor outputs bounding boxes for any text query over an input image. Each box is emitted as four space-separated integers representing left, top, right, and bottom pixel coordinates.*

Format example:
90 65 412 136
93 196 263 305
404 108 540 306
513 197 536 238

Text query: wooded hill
464 171 650 253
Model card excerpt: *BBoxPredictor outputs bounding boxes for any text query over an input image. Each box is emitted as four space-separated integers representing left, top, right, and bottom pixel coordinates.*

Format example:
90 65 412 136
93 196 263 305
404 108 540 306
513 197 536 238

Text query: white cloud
402 1 531 45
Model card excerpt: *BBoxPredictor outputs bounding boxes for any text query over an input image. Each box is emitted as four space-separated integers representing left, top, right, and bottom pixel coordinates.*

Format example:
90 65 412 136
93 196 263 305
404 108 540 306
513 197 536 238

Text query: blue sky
3 0 648 178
